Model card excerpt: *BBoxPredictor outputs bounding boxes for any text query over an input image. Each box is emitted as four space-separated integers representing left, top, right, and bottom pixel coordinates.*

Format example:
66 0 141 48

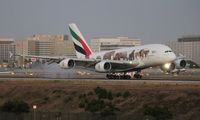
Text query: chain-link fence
0 112 118 120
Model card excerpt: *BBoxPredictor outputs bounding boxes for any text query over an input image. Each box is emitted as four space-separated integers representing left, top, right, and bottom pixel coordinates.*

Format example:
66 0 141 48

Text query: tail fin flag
69 23 92 59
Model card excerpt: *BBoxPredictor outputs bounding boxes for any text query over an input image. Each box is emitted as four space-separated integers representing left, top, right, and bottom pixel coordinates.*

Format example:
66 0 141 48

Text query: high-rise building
0 38 15 67
15 34 75 66
91 37 141 52
16 34 75 56
166 36 200 66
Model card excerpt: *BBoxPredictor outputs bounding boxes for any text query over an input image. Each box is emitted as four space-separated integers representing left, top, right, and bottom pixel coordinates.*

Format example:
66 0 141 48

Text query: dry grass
0 79 200 119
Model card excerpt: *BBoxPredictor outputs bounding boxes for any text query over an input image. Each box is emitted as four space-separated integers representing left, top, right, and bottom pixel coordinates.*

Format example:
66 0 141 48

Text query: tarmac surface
0 63 200 83
0 69 200 85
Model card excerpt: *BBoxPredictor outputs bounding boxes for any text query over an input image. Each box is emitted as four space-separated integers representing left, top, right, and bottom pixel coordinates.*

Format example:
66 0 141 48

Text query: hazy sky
0 0 200 44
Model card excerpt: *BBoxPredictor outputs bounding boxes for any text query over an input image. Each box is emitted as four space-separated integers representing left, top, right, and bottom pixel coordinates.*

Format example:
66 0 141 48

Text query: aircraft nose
170 52 176 61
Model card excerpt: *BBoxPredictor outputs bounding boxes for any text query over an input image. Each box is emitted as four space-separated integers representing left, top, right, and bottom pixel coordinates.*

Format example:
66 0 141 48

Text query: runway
0 76 200 86
0 68 200 85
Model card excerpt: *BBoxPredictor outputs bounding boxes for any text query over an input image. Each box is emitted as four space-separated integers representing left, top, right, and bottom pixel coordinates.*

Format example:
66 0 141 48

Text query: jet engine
173 59 187 69
59 59 75 69
160 59 186 73
95 61 111 72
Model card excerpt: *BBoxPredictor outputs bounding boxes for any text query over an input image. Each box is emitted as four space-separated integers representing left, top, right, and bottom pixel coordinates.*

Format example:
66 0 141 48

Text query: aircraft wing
176 53 186 59
61 58 139 72
16 54 70 64
17 54 139 72
18 54 66 60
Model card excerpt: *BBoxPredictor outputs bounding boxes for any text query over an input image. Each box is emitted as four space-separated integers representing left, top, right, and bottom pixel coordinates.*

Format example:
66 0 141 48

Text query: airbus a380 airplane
21 23 187 79
58 23 186 79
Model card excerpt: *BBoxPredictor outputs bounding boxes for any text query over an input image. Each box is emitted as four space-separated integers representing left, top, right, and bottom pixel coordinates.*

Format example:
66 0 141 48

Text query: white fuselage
90 44 176 69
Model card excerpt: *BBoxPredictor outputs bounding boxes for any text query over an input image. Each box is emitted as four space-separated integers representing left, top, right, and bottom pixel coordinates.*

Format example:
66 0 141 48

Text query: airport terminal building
90 37 141 52
166 36 200 67
16 34 75 56
15 34 76 66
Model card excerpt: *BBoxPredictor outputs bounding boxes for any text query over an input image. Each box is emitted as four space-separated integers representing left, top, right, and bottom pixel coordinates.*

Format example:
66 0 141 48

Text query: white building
0 38 15 67
15 34 76 66
16 34 75 56
166 36 200 66
91 37 141 52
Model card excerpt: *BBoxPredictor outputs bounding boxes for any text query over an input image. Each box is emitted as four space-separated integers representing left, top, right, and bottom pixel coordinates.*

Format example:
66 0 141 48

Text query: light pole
33 105 37 120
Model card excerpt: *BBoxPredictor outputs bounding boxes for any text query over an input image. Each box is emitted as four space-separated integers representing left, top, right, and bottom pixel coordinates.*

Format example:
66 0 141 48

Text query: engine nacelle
160 59 186 73
173 59 186 69
59 59 75 69
95 61 111 72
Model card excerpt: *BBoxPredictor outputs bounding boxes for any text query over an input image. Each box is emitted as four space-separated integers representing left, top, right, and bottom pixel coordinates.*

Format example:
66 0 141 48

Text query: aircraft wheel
127 75 131 79
134 74 142 79
106 74 112 79
120 75 125 79
115 75 120 79
121 75 131 79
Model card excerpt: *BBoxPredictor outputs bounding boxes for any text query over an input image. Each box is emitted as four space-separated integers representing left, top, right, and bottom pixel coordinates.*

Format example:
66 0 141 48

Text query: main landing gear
133 73 142 79
134 71 142 79
106 71 143 80
106 73 131 79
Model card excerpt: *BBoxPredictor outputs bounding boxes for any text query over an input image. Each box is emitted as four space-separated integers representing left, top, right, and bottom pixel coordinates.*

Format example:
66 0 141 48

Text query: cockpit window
165 50 172 53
